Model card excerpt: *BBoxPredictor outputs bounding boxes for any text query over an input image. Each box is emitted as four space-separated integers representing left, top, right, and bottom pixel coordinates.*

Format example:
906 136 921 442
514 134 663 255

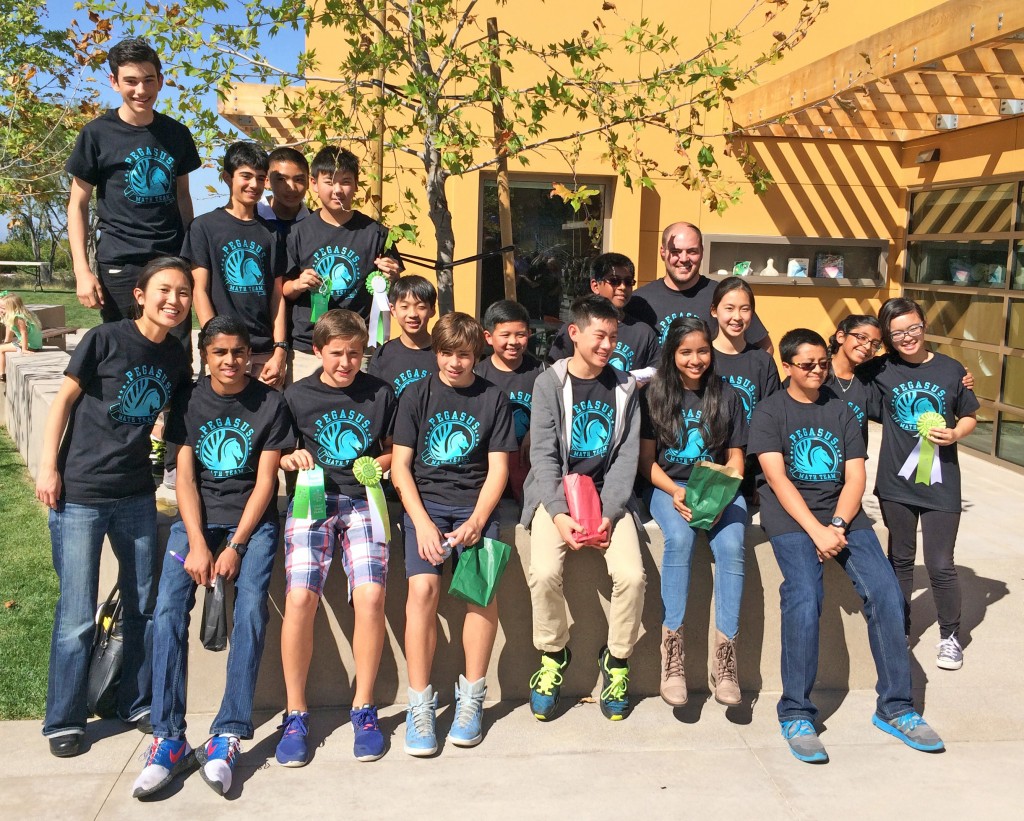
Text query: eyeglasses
889 323 925 342
848 331 883 352
790 360 830 372
601 276 636 288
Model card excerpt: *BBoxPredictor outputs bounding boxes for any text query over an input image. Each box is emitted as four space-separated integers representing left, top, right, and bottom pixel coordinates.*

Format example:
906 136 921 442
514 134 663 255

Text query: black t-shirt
871 353 980 512
367 338 437 398
166 377 294 524
714 347 781 425
547 316 659 373
392 374 518 506
566 370 620 486
748 388 871 538
180 208 281 352
473 354 546 444
285 211 402 351
58 320 192 503
640 385 748 483
284 371 397 499
66 110 201 264
625 276 769 348
824 370 877 445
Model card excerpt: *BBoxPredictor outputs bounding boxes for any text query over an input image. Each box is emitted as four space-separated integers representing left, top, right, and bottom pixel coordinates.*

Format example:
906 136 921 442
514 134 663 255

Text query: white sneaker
131 737 193 798
936 634 963 670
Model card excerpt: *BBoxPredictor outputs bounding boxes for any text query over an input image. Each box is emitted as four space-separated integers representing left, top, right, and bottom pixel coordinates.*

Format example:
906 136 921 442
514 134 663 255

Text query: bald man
625 222 773 354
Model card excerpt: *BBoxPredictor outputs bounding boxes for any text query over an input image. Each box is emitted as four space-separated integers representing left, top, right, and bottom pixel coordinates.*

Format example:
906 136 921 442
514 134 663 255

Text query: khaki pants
286 349 321 386
528 504 646 659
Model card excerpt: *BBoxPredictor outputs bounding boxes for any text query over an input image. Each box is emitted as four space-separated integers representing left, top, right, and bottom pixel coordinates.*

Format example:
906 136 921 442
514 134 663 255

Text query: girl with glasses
825 315 884 445
872 297 979 671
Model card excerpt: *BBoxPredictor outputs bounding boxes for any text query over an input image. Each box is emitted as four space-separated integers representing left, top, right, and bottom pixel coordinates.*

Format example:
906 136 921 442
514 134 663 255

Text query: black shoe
49 735 82 758
135 713 153 734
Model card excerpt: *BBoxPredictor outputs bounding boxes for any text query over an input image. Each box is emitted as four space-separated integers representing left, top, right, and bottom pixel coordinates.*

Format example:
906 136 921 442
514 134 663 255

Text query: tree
91 0 827 313
0 1 106 277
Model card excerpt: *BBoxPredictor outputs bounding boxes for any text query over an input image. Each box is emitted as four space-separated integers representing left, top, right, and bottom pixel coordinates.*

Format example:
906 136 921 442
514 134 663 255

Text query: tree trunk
423 142 456 315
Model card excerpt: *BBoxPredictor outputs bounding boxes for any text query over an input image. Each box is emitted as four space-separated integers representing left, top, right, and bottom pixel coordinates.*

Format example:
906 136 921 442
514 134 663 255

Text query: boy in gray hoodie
521 295 645 722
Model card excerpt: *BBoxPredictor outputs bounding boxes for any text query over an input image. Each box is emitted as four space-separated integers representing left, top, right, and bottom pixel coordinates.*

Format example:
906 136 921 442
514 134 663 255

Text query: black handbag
200 576 229 652
86 585 123 718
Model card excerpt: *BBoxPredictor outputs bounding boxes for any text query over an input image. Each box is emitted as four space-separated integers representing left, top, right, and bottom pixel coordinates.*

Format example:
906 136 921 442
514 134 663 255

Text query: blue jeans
645 484 747 637
770 527 914 724
44 493 158 737
151 519 279 740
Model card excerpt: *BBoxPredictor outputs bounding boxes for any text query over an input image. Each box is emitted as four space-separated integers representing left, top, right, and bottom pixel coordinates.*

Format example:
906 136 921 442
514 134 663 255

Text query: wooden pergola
219 84 306 145
733 0 1024 142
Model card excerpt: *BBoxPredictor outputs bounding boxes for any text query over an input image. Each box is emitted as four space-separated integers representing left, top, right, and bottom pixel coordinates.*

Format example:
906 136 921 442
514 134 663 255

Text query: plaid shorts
285 494 388 600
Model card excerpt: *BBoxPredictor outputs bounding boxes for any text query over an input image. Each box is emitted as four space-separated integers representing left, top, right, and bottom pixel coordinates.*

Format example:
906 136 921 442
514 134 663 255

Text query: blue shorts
403 500 499 578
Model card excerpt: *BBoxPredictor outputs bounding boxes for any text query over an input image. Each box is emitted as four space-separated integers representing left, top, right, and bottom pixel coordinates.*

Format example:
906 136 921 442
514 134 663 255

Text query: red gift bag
562 473 604 546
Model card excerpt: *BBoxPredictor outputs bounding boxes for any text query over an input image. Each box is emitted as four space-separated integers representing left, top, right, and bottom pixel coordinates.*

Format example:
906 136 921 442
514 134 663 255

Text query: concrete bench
3 350 882 713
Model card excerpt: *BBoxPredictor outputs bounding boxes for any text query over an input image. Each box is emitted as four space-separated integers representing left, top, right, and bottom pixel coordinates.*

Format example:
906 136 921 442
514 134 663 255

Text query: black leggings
879 499 961 639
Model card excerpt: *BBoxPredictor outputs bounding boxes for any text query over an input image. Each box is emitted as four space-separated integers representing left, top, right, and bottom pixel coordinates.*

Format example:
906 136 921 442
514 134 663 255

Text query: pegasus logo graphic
123 147 175 204
196 417 254 478
609 342 635 372
109 365 173 425
221 240 266 294
313 244 362 298
314 409 372 467
570 399 613 459
890 380 946 433
788 426 843 482
421 411 480 466
723 375 757 423
509 390 532 443
665 410 709 465
658 311 702 344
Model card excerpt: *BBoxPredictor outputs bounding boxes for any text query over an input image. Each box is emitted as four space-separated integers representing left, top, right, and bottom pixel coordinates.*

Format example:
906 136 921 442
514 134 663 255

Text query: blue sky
45 0 304 216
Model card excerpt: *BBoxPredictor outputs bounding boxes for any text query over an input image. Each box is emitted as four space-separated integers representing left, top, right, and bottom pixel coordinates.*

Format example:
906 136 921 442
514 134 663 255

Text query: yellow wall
303 0 1024 348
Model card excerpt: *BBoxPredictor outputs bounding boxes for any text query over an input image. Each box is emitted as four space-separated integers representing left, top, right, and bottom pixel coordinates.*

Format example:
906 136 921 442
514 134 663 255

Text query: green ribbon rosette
898 411 946 485
353 456 391 545
294 466 327 519
310 275 332 322
365 271 391 347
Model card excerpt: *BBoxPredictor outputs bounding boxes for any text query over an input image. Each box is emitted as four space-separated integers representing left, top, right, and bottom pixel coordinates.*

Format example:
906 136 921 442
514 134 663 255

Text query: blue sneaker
872 712 945 752
781 719 828 763
131 737 195 798
598 647 630 721
351 705 385 762
448 675 487 747
404 686 437 757
275 711 310 767
529 648 571 721
196 734 240 795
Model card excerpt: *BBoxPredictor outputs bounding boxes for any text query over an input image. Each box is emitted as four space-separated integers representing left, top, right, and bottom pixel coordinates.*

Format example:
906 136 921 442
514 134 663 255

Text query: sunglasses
789 360 830 372
848 331 883 352
600 276 636 288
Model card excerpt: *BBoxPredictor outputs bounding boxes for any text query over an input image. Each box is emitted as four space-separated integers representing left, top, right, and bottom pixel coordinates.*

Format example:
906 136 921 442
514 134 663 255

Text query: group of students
31 35 979 801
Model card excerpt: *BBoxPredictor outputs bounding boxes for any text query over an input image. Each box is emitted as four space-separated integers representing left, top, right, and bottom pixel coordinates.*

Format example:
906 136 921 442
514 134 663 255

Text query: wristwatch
273 341 289 352
227 540 248 557
830 516 849 532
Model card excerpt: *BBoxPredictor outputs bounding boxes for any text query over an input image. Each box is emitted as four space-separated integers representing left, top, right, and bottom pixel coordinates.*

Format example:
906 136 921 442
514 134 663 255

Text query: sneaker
598 647 630 721
529 648 571 721
404 686 438 757
781 719 828 763
275 711 310 767
448 675 487 747
196 734 240 795
133 712 153 735
659 626 687 706
936 634 963 670
351 705 385 762
872 712 945 752
132 737 194 798
711 629 741 706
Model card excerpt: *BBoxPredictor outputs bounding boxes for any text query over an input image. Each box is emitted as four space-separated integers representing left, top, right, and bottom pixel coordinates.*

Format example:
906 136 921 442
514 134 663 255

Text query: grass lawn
0 425 59 719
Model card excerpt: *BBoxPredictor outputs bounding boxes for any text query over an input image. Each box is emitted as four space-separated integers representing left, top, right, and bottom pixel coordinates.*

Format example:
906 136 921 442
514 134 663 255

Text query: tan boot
660 626 687 705
712 629 741 705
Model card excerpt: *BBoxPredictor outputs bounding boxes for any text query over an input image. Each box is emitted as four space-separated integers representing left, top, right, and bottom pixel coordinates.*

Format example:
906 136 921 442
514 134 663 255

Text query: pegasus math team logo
724 375 757 422
123 146 174 204
609 342 635 372
509 390 532 443
196 417 253 477
664 409 709 465
788 426 842 482
314 409 371 467
658 311 702 344
394 368 430 397
890 380 946 433
421 411 481 466
313 245 362 298
221 240 266 293
570 399 613 459
108 365 173 425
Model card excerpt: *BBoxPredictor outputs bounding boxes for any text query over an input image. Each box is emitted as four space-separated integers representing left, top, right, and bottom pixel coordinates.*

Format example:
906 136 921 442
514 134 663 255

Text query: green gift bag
448 537 512 608
686 461 743 530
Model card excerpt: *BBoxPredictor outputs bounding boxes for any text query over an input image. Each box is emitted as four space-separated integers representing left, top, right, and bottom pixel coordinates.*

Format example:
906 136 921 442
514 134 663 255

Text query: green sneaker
598 647 630 721
529 648 571 720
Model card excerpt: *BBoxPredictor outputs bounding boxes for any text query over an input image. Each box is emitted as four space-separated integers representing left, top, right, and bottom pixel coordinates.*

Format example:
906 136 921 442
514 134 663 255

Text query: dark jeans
879 499 962 639
770 527 914 724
